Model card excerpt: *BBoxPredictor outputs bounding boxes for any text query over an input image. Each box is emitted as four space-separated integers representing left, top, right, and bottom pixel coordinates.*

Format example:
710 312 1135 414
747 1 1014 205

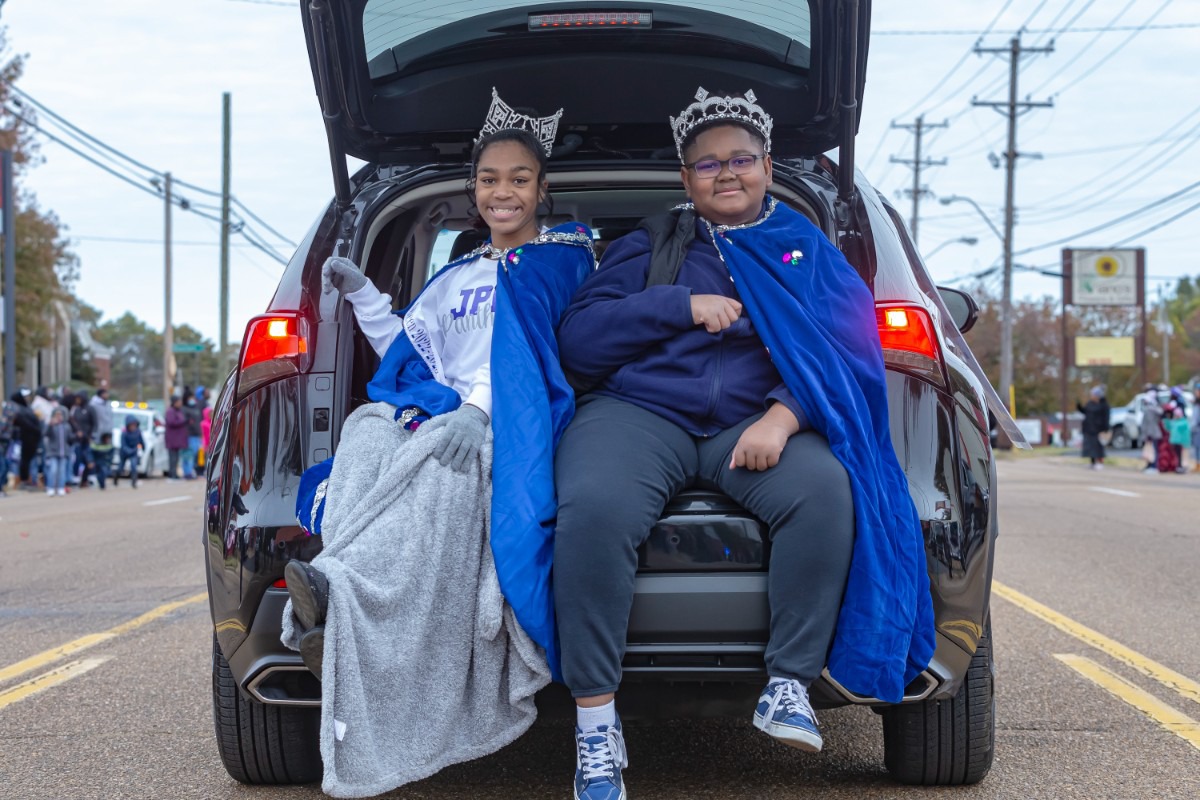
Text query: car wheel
1110 429 1130 450
211 634 322 785
881 621 994 785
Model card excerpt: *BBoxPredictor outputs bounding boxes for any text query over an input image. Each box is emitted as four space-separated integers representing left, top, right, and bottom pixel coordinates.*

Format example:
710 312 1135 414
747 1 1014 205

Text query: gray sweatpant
554 395 855 697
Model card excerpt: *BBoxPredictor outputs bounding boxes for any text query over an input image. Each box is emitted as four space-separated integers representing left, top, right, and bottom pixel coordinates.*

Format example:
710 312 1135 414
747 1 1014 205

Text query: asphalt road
1 458 1198 799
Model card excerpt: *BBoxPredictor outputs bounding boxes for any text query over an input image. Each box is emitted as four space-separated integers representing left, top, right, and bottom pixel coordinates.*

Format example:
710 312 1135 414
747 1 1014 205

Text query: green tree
0 30 81 376
69 327 96 385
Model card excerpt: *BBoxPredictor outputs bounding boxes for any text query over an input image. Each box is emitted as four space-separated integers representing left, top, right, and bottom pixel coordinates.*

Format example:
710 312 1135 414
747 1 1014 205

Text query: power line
1109 198 1200 248
7 85 296 248
12 104 290 265
1015 178 1200 255
873 22 1200 36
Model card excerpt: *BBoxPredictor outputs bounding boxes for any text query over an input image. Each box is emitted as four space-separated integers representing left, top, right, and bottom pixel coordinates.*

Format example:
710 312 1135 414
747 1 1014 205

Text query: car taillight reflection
236 312 310 399
876 304 945 387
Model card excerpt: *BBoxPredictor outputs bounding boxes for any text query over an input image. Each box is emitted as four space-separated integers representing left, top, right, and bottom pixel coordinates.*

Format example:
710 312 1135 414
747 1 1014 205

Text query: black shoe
285 560 329 630
299 625 325 679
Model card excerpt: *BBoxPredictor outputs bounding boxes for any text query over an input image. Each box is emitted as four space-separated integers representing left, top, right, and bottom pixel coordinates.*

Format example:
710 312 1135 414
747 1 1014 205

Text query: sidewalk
997 445 1199 475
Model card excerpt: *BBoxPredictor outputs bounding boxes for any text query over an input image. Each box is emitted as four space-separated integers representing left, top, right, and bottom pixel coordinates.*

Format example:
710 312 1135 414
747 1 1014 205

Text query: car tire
1109 428 1130 450
881 622 994 785
211 634 322 785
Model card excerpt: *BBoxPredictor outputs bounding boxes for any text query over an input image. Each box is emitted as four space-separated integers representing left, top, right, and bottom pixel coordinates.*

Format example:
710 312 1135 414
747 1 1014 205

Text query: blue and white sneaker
574 719 628 800
752 678 823 752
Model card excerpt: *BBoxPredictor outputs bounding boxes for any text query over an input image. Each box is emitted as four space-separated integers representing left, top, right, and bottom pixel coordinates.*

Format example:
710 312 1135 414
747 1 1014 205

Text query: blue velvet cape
709 198 935 702
299 222 595 680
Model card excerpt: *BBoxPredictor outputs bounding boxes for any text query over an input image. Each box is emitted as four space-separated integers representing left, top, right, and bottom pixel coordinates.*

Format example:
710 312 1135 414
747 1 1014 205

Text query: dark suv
206 0 1019 788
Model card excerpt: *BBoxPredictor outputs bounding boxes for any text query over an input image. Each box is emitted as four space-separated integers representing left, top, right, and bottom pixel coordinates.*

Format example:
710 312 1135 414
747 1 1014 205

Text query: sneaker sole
753 712 823 752
574 784 625 800
298 626 324 679
284 561 326 630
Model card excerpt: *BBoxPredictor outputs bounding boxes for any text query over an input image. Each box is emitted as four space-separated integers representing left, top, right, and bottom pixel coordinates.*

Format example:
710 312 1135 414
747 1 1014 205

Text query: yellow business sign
1075 336 1135 367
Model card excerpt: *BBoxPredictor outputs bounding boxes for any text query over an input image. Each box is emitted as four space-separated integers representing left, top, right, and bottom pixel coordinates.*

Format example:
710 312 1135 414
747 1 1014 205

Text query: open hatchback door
301 0 871 202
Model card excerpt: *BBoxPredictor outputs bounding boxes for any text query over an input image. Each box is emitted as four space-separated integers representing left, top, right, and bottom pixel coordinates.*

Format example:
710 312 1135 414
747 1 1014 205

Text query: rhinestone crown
477 87 563 156
670 87 774 162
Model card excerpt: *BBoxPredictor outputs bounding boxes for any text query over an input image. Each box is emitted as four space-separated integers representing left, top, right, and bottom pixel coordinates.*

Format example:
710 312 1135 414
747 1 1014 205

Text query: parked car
204 0 1021 788
109 403 165 478
1108 402 1133 449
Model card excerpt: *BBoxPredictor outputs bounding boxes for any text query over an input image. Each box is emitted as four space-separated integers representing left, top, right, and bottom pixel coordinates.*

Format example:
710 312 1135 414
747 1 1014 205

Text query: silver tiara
670 87 774 162
477 87 563 156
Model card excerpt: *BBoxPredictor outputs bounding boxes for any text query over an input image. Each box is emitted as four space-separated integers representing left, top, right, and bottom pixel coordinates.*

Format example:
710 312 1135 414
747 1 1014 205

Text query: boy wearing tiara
555 89 934 799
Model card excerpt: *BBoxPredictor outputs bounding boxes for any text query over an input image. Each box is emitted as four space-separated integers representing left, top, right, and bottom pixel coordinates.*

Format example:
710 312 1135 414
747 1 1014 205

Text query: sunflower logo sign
1069 248 1139 306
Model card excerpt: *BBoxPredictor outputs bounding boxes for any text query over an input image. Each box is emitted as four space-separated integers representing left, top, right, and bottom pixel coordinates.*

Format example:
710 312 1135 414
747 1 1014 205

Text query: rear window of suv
362 1 813 61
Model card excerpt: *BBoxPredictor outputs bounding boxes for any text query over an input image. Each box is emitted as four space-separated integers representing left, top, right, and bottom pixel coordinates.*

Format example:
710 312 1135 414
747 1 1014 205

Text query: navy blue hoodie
557 218 807 436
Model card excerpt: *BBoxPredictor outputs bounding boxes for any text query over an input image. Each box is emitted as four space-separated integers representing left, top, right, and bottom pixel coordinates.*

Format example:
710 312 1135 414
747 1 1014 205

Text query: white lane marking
142 495 194 507
1088 486 1140 498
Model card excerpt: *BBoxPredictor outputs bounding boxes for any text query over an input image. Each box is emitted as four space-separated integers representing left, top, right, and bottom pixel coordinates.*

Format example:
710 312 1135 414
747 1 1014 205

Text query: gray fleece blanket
281 402 551 798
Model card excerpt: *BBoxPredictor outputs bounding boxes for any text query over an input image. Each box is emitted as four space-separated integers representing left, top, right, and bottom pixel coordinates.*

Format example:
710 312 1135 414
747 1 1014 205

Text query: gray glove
321 256 368 295
433 404 489 472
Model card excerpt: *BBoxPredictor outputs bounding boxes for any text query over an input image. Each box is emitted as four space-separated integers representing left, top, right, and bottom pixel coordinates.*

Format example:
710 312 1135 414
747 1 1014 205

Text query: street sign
172 342 205 353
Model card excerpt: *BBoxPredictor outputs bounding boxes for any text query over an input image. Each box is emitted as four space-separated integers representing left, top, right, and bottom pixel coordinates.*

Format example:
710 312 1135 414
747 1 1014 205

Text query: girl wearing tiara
282 90 592 796
554 88 933 800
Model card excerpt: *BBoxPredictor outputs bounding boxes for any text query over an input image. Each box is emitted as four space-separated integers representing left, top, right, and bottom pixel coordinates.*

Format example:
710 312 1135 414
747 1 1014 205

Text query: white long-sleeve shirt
344 256 498 417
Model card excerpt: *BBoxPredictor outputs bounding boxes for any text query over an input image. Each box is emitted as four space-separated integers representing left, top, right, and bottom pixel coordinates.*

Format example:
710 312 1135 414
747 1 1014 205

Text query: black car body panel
300 0 871 164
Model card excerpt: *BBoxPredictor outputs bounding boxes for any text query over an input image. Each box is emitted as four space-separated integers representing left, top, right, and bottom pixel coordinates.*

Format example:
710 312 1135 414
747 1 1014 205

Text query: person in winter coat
182 396 203 479
43 407 72 496
1139 387 1164 473
164 396 189 479
70 391 98 487
89 388 114 445
10 390 43 489
200 406 213 473
0 395 18 494
1163 402 1190 474
1191 386 1200 471
114 415 146 488
1076 386 1110 470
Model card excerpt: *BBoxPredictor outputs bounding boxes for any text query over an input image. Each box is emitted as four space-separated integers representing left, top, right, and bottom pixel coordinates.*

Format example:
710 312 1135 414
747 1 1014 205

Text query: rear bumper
231 581 969 712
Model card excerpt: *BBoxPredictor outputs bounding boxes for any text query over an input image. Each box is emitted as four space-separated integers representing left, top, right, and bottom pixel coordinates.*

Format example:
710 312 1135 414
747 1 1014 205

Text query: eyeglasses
685 154 766 179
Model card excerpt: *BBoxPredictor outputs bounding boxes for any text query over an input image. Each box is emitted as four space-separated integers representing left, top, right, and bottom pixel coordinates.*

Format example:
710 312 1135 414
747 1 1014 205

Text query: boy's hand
730 419 791 471
729 403 802 472
691 294 742 333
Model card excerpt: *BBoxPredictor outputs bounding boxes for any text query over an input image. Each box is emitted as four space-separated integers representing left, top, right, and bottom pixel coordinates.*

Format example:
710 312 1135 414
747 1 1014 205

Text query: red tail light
236 312 309 399
876 304 945 386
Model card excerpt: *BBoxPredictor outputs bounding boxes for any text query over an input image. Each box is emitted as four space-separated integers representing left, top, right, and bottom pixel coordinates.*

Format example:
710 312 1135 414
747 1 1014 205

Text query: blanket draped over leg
281 402 550 798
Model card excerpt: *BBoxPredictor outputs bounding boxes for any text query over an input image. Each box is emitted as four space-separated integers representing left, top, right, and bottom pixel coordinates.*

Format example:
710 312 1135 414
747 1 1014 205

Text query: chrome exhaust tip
245 664 322 707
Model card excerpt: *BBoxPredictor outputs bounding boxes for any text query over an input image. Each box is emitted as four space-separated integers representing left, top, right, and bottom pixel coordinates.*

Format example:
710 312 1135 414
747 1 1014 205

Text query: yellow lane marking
0 592 206 684
0 657 112 712
1055 654 1200 752
995 581 1200 707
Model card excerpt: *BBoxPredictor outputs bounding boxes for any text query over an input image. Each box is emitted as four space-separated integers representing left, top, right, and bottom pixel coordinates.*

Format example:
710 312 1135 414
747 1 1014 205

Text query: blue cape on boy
707 197 935 702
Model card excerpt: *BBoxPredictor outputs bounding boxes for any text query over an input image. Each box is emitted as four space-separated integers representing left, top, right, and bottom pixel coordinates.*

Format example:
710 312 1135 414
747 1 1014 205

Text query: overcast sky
5 0 1199 345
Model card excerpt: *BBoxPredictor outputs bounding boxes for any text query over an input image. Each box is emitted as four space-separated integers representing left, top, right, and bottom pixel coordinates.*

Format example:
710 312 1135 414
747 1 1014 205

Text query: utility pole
2 150 15 399
889 115 947 246
219 92 232 374
163 172 174 408
973 33 1053 418
1158 285 1171 383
